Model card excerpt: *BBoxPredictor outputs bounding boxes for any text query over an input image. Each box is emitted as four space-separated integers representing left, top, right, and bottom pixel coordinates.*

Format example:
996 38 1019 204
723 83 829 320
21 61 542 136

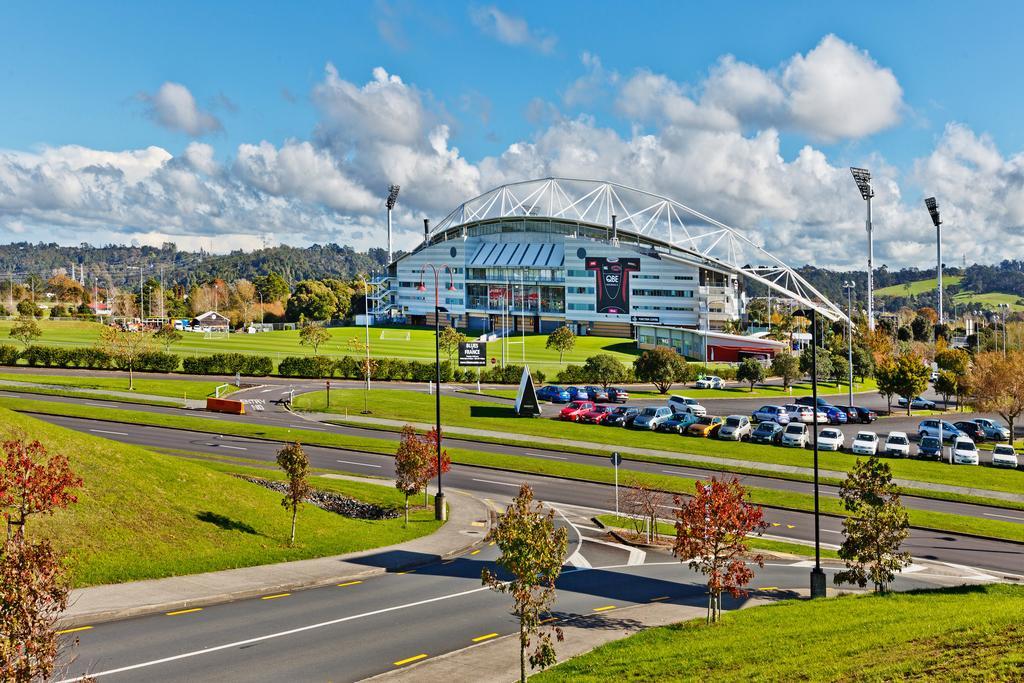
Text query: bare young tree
394 425 432 526
623 479 669 544
298 321 331 356
275 441 310 546
98 325 154 391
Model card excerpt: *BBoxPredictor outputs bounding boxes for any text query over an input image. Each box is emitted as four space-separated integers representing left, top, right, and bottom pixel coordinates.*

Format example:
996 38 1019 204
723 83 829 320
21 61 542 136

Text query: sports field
0 319 641 374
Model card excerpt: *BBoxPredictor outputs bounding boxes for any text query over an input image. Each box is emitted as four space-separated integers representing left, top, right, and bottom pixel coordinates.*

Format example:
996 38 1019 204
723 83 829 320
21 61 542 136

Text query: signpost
610 451 623 516
326 379 331 408
458 341 487 367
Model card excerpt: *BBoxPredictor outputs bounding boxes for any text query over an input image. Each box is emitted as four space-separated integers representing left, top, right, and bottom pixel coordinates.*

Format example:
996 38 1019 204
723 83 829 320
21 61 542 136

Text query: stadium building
374 179 843 362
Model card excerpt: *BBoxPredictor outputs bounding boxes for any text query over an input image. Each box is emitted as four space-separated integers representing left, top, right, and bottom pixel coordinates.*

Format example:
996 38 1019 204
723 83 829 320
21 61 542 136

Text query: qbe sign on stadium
458 342 487 367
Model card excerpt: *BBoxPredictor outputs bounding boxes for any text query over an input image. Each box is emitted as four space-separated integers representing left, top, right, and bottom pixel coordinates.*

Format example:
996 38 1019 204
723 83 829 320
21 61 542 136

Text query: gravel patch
237 475 400 520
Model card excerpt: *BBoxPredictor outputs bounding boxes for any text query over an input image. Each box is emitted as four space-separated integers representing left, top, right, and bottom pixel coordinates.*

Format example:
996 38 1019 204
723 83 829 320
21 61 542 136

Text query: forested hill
0 242 391 288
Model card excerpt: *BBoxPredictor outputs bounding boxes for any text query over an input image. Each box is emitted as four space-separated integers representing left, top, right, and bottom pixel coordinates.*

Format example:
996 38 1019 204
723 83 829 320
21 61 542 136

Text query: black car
604 406 640 427
954 421 986 442
836 405 877 424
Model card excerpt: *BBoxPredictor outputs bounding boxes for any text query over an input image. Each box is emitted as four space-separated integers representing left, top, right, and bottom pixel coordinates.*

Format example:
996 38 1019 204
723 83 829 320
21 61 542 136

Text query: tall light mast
850 167 875 331
925 197 943 326
386 185 401 265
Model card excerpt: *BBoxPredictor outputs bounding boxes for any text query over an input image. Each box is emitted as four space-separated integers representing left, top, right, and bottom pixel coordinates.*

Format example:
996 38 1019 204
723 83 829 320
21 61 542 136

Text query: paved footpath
59 485 491 628
298 411 1024 505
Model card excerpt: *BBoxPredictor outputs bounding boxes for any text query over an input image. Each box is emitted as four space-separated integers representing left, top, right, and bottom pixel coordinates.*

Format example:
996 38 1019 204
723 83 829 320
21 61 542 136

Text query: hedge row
0 345 179 372
181 353 274 377
276 355 544 384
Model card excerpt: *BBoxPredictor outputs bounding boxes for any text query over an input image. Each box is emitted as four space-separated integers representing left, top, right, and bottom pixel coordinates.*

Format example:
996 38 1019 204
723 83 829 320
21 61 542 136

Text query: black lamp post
795 306 828 598
417 258 456 522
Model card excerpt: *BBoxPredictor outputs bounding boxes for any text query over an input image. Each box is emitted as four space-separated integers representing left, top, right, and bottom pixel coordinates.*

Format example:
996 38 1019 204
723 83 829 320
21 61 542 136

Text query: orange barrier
206 398 246 415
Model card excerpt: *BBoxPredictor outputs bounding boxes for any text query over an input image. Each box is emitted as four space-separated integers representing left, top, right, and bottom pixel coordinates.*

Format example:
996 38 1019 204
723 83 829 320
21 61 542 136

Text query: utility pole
844 281 854 407
159 265 165 319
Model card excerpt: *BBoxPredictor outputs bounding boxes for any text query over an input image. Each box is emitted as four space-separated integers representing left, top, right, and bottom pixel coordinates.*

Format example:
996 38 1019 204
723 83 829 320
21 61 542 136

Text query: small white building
191 311 231 332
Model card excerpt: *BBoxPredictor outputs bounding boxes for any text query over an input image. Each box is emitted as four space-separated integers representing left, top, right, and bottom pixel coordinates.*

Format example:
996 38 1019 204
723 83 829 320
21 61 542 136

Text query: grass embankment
0 372 235 399
295 389 1024 498
5 397 1023 543
0 320 640 374
595 515 841 559
0 384 180 408
535 584 1024 682
875 275 963 297
0 407 440 587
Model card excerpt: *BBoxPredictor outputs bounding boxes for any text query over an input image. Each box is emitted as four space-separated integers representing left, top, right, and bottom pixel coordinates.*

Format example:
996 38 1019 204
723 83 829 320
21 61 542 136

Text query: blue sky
1 1 1022 266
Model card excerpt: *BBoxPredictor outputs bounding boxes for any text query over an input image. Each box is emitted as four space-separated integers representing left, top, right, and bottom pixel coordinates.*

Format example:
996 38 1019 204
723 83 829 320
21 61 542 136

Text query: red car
560 401 595 421
580 405 613 424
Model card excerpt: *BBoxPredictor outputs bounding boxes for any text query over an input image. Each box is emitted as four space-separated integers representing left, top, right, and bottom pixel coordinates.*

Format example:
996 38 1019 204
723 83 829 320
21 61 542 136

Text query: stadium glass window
566 269 591 278
568 303 595 311
673 275 695 280
568 286 595 294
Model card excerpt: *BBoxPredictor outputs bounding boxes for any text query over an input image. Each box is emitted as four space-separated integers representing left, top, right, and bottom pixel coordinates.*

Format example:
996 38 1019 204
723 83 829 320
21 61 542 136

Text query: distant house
89 302 112 317
191 311 231 332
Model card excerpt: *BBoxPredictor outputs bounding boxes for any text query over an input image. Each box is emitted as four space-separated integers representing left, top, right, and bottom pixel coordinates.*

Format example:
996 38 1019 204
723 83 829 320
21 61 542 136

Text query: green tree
970 351 1024 440
438 326 468 365
582 353 628 389
275 442 310 546
890 352 931 416
875 360 897 414
834 457 911 593
770 352 800 390
545 326 575 363
633 347 689 394
8 316 41 347
253 271 290 303
16 300 41 318
482 484 568 683
99 325 154 391
153 324 183 353
799 345 833 382
830 353 850 387
851 344 874 382
394 426 432 527
911 314 932 342
736 358 766 391
322 278 355 319
285 280 338 322
298 321 331 355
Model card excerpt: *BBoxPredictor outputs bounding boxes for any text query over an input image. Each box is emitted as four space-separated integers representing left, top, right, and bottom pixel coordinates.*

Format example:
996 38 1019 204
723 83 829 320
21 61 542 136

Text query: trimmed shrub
182 353 273 377
277 355 334 378
136 352 180 373
0 345 20 365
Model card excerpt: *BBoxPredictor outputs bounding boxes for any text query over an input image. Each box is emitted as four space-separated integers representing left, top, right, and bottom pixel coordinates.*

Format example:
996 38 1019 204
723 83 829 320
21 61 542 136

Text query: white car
695 375 725 389
952 437 979 465
816 428 845 451
668 395 706 417
851 431 879 455
718 415 752 441
785 404 828 424
884 431 911 457
781 423 808 448
991 444 1019 469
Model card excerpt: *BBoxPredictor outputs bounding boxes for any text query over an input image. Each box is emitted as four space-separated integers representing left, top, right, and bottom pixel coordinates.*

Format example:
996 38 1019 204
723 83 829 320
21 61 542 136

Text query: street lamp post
417 261 456 522
843 281 855 407
1000 303 1009 355
359 274 372 414
808 306 826 598
850 167 875 331
925 197 943 326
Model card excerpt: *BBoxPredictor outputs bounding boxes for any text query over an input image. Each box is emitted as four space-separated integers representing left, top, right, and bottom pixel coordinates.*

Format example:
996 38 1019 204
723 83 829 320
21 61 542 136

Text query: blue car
566 386 590 401
752 405 790 425
537 385 571 403
918 419 964 443
795 396 847 425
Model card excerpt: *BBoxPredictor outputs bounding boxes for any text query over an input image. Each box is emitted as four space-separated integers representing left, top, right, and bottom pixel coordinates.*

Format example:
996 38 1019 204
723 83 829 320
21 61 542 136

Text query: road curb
57 488 493 629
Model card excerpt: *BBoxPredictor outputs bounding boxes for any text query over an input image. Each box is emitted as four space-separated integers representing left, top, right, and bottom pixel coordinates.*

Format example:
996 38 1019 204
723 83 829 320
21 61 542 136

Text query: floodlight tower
925 197 943 325
386 184 401 265
850 167 875 331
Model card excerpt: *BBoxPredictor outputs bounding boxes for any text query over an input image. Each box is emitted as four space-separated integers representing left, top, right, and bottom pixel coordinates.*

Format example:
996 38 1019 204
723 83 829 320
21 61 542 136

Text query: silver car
718 415 751 441
631 406 674 430
973 418 1011 441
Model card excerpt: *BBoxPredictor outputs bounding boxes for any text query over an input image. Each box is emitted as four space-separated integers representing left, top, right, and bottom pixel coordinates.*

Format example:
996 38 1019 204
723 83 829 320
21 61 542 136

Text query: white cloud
142 82 223 136
469 6 556 54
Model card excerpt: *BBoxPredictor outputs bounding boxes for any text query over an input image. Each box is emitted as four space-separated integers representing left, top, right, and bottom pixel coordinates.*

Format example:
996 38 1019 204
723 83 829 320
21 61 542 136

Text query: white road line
85 402 111 408
89 429 128 436
524 452 567 460
661 469 707 478
471 478 522 488
821 529 843 535
336 459 382 469
291 425 324 431
984 512 1024 522
584 536 647 566
260 389 275 393
54 585 493 682
217 445 247 451
552 505 588 569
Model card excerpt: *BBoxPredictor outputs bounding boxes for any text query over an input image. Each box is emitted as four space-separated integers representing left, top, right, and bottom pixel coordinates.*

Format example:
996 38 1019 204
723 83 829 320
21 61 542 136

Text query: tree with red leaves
672 477 768 624
0 434 82 681
394 426 433 526
421 427 451 508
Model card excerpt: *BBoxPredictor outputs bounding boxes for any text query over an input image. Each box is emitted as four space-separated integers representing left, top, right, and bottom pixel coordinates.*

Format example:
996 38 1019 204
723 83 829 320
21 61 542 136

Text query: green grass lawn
952 290 1024 312
1 407 441 587
0 372 235 399
294 389 1024 498
874 275 963 297
8 396 1021 543
535 584 1024 682
595 515 840 559
0 319 641 375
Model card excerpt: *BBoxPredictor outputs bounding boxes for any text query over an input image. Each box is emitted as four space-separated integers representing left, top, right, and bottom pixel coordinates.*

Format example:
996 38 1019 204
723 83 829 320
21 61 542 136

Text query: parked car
604 406 640 427
973 418 1010 441
718 415 752 441
951 437 979 465
781 423 808 448
991 444 1019 469
752 405 790 425
559 400 595 421
606 387 630 403
583 385 610 402
785 404 828 424
566 386 589 401
884 431 911 457
632 406 674 430
918 419 964 443
836 405 878 424
917 435 943 460
579 405 613 424
668 395 707 417
953 421 986 443
816 428 845 451
795 396 848 422
687 416 724 438
750 421 784 445
695 375 725 389
930 370 940 383
851 431 879 455
657 411 701 434
897 396 937 410
537 385 571 403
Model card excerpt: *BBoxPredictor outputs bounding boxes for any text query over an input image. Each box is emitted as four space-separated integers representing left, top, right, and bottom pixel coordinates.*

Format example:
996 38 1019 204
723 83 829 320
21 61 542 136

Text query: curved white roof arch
430 177 846 322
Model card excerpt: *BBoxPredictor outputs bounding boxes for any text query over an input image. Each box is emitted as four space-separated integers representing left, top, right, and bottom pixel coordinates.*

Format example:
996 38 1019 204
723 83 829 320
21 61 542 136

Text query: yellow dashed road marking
470 549 481 555
337 581 362 587
539 616 559 625
394 654 428 666
593 605 617 612
472 632 499 642
57 626 93 635
261 593 290 600
166 608 202 616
